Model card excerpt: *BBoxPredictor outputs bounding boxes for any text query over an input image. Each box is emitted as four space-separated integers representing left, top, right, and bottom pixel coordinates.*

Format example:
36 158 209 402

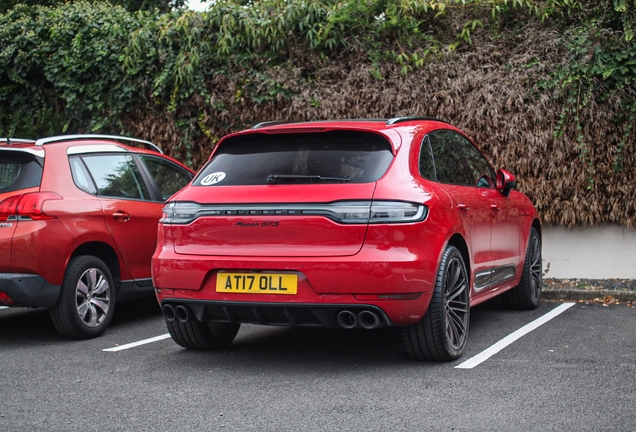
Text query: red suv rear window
0 152 43 193
194 131 393 186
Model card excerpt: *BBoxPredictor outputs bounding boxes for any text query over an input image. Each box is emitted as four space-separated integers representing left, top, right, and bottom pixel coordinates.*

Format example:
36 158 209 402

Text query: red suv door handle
458 204 469 211
112 211 131 222
490 205 500 212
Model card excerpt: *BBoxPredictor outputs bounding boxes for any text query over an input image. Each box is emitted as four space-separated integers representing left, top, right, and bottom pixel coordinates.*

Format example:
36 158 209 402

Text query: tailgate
169 184 376 257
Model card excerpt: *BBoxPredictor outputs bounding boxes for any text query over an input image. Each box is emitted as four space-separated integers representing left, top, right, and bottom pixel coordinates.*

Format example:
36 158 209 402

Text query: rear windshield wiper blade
267 174 351 184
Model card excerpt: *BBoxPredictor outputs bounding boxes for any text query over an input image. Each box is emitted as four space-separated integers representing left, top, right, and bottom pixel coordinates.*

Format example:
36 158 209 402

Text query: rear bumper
0 273 60 307
153 245 439 294
153 222 446 326
153 251 437 326
156 288 432 328
160 300 395 328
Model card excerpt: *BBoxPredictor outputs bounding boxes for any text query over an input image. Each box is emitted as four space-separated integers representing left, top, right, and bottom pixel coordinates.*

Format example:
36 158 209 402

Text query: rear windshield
0 151 43 193
194 131 394 186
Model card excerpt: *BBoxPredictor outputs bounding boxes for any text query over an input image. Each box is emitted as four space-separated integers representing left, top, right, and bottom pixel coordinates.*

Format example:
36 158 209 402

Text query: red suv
153 117 542 361
1 135 193 339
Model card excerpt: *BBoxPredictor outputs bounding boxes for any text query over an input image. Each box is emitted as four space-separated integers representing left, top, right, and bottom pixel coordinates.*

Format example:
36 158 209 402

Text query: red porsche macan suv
1 135 194 339
153 117 542 361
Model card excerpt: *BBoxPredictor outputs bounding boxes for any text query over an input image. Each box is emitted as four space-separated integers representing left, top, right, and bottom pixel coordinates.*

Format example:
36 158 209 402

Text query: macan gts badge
152 117 542 361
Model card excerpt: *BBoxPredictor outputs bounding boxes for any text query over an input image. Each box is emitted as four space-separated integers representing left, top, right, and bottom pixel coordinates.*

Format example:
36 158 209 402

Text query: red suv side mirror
496 169 517 197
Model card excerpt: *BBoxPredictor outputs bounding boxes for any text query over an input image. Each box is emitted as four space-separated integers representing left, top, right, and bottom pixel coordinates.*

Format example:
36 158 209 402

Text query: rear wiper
267 174 351 184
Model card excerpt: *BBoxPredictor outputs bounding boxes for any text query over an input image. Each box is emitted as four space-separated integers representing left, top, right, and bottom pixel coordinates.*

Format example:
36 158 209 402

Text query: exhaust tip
336 310 357 329
174 305 190 323
358 310 380 329
162 304 176 322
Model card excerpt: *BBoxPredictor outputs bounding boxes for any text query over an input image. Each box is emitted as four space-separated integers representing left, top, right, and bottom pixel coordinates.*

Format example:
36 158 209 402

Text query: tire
502 227 542 310
402 245 470 361
167 318 240 350
51 255 115 339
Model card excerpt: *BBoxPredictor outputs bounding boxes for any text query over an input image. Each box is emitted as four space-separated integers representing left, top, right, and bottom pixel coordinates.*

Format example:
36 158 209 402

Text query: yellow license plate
216 273 298 294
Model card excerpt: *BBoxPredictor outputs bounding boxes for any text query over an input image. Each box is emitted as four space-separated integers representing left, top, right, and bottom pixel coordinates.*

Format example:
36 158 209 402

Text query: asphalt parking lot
1 299 634 431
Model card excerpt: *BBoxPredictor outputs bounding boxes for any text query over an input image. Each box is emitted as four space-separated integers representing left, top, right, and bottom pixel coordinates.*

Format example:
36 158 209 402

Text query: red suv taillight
0 192 63 221
0 292 17 306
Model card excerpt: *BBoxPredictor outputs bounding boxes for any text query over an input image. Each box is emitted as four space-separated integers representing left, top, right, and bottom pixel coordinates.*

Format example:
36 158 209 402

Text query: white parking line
456 302 576 369
0 306 8 310
103 333 171 352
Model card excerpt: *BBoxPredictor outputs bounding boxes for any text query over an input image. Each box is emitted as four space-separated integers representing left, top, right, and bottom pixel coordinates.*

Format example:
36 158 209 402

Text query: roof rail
386 116 448 126
253 119 397 129
34 134 163 154
251 121 298 130
1 138 37 145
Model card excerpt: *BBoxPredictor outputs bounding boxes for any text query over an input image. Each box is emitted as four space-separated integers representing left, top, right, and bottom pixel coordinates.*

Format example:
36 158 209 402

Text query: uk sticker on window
200 172 226 185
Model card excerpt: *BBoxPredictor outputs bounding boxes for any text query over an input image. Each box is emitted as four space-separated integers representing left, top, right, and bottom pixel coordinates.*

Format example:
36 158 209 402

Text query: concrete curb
541 289 636 302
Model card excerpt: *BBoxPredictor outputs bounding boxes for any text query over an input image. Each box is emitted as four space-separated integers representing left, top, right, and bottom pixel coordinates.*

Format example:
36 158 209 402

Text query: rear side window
82 154 150 200
139 155 193 200
194 131 394 186
0 152 43 193
427 131 471 185
451 133 496 188
418 135 436 180
69 157 97 194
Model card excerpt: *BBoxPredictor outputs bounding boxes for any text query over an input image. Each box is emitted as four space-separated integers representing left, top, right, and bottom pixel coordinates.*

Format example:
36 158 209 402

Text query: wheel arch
71 242 121 286
447 233 470 281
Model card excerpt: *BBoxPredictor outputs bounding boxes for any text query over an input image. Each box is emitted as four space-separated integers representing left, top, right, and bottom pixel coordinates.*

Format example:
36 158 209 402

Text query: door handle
112 211 131 222
490 204 500 212
458 204 469 211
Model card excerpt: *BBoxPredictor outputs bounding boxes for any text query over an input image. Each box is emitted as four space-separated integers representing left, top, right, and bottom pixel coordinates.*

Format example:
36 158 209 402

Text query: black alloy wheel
402 245 470 361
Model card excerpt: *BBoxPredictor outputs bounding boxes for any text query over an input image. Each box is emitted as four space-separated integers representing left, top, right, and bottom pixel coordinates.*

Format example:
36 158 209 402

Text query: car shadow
173 324 418 370
109 296 163 328
0 296 162 344
168 296 544 370
0 307 60 344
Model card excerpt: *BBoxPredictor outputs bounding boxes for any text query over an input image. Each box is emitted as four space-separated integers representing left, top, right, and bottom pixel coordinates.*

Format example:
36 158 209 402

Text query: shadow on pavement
0 307 59 344
0 295 162 344
109 296 163 327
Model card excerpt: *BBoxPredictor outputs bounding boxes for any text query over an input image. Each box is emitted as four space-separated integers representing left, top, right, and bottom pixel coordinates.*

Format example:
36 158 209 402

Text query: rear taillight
301 201 427 223
160 200 427 225
0 192 62 221
0 292 16 306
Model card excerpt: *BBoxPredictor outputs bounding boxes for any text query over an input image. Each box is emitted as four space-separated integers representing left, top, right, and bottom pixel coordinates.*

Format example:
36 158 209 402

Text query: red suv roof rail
251 117 450 130
385 116 448 125
1 138 37 145
34 134 163 154
252 119 392 130
251 121 297 130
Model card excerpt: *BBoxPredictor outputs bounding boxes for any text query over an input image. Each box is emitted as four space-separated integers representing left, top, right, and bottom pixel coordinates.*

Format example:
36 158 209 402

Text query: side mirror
496 169 516 197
